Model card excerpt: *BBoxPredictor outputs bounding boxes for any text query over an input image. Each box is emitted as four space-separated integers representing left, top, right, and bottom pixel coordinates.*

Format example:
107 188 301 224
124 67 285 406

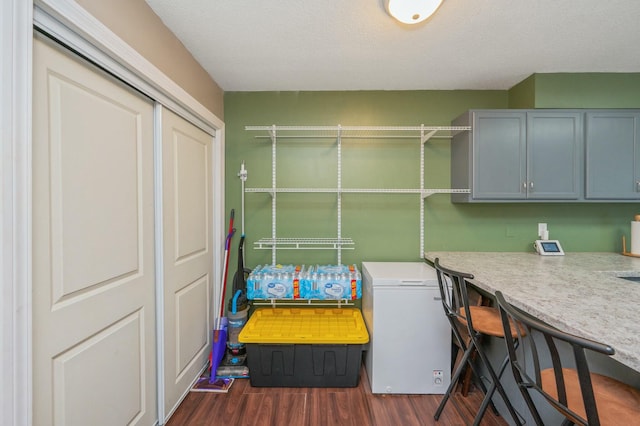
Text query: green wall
224 88 639 271
507 73 640 108
508 75 536 108
533 73 640 108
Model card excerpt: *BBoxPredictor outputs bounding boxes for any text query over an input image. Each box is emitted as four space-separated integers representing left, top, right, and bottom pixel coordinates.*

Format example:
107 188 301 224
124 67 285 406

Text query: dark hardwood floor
167 367 509 426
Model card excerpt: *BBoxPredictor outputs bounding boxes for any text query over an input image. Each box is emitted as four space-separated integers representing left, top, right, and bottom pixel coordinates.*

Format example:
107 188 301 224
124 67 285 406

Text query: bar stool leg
434 344 474 420
472 348 522 426
434 341 498 421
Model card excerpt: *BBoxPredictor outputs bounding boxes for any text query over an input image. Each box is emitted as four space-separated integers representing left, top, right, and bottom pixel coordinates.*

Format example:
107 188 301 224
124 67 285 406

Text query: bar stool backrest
433 258 476 350
495 291 615 426
433 259 525 425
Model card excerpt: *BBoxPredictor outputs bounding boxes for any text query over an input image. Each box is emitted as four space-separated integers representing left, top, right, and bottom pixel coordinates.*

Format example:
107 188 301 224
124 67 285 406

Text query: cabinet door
527 112 583 199
472 111 526 199
586 111 640 199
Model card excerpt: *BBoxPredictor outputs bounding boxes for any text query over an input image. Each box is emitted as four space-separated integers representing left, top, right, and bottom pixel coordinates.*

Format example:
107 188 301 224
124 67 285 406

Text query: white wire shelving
244 124 471 262
253 237 355 250
250 298 356 307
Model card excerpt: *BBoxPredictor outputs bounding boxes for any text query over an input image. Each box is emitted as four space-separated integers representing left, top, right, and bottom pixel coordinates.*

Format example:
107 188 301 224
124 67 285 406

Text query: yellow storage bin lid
238 308 369 344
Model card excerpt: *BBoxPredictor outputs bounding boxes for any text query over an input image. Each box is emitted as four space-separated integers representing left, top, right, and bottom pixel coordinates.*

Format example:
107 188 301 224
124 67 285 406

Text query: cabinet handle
522 182 527 190
637 181 640 192
530 182 534 189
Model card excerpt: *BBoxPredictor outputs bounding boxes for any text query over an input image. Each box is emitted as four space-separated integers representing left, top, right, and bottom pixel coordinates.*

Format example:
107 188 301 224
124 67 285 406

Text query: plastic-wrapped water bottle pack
246 264 304 299
302 264 362 300
247 264 362 300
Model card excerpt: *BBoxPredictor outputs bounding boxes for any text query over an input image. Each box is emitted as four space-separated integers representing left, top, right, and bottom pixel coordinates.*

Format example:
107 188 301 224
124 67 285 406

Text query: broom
209 209 235 382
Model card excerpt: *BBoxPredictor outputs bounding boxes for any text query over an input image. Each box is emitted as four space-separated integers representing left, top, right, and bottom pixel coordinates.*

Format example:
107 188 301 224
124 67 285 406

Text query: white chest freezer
362 262 451 394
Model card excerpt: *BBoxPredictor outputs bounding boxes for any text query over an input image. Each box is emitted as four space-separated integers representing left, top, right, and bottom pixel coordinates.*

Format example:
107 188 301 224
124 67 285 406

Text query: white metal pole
238 161 247 237
337 125 342 264
270 125 277 265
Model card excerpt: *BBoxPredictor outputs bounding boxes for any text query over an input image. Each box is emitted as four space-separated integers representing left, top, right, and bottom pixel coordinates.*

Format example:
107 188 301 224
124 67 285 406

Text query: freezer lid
362 262 438 287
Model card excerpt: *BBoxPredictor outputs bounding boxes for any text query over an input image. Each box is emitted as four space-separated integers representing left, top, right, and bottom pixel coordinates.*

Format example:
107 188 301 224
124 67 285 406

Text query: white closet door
161 108 214 419
32 36 157 426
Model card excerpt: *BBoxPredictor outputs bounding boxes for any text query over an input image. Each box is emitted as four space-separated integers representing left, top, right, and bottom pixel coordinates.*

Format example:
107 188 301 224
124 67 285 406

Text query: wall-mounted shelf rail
245 125 471 139
244 124 471 261
246 187 471 198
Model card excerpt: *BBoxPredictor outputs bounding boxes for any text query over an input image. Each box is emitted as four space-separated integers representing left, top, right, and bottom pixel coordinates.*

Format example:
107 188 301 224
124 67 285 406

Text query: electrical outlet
433 370 444 385
538 223 547 238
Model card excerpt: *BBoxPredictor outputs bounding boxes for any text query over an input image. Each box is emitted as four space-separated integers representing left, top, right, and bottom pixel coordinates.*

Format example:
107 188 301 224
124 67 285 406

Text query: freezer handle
399 280 428 286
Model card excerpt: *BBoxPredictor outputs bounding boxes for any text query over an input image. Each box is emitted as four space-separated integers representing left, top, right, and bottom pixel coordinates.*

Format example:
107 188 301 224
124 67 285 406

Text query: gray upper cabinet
451 110 583 202
527 112 583 199
472 111 526 200
585 111 640 200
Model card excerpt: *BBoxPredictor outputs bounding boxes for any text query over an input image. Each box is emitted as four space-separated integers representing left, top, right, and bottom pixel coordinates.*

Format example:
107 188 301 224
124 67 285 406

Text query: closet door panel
32 36 157 426
161 108 214 418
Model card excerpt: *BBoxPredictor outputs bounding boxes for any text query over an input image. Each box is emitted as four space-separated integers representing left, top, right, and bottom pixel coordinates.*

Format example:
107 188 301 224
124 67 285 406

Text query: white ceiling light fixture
386 0 444 24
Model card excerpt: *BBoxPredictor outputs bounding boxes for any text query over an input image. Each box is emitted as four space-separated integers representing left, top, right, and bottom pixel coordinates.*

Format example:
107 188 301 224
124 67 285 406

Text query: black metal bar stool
495 291 640 426
433 258 522 426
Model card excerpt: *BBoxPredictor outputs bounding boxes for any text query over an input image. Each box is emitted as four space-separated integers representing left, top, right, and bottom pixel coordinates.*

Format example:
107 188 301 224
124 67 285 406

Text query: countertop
423 252 640 373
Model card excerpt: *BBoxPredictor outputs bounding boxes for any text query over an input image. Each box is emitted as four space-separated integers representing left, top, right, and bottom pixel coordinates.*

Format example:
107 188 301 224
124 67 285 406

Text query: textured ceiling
145 0 640 92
